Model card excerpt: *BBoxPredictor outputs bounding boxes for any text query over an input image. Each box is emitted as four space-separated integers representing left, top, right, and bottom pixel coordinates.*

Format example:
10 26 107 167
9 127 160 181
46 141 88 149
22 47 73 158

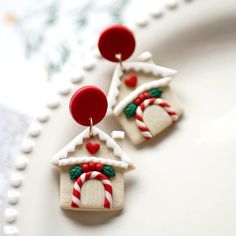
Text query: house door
143 105 173 136
80 179 105 208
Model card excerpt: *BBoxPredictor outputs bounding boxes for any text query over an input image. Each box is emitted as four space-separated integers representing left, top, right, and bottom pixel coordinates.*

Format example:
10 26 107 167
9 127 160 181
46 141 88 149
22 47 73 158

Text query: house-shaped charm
107 52 183 145
51 126 134 211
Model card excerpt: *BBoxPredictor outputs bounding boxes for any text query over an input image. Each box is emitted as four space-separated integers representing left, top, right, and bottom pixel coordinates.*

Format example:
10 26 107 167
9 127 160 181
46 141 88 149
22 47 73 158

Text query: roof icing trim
113 77 172 115
58 156 130 169
51 126 133 168
107 56 177 110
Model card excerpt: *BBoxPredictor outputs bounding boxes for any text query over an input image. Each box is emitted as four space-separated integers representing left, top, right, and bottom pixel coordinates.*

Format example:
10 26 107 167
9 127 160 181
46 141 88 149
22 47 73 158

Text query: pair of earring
51 24 183 211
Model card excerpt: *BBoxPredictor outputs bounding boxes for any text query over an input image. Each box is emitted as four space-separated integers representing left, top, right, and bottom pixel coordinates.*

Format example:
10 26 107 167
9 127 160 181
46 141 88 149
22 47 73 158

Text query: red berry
88 162 95 171
95 163 104 171
134 98 141 105
143 92 149 99
82 163 89 172
139 94 145 101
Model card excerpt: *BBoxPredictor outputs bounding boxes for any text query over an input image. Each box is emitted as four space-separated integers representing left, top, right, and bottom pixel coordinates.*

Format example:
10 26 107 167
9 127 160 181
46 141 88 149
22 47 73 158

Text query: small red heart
86 142 100 155
124 74 137 88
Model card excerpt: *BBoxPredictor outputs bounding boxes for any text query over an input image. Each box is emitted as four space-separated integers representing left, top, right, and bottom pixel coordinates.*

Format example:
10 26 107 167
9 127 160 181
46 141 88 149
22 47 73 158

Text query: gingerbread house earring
51 86 134 211
98 25 183 145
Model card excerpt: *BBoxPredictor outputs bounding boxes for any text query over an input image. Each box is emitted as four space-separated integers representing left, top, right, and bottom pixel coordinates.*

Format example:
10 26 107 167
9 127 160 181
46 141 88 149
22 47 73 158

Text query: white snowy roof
113 77 172 115
58 156 129 169
107 52 177 111
51 126 134 170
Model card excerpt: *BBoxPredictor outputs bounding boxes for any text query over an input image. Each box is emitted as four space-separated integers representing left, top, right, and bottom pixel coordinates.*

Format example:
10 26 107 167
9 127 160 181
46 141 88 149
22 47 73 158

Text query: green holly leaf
124 103 137 118
102 165 116 178
69 165 82 180
149 88 163 98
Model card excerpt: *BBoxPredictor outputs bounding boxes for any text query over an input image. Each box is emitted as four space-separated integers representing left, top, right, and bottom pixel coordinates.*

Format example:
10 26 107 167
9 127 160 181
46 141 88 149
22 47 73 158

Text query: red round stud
70 86 108 126
98 24 135 62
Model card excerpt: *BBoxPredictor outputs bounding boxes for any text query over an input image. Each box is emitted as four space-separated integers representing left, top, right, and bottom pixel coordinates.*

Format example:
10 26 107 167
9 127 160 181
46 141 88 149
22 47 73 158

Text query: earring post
89 117 93 137
115 53 126 73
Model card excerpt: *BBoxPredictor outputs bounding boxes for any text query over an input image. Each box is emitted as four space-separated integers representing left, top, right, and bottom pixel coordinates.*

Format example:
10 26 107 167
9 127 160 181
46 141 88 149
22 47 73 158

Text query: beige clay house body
107 52 183 145
51 126 134 211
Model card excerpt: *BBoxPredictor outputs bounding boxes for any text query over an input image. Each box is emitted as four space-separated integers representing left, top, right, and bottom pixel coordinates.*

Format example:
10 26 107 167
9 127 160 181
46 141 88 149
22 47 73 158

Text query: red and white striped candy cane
71 171 113 209
135 97 179 140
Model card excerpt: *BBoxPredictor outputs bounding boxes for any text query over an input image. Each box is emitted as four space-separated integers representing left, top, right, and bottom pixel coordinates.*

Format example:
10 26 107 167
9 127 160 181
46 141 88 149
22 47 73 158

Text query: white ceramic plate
4 0 236 235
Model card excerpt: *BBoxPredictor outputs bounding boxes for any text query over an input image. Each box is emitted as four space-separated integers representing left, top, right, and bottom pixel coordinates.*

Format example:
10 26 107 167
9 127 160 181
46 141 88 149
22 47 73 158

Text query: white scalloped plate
4 0 236 235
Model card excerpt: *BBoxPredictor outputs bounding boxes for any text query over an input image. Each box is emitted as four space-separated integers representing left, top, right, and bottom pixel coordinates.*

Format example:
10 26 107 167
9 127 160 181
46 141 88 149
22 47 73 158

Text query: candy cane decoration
135 97 179 140
71 171 113 209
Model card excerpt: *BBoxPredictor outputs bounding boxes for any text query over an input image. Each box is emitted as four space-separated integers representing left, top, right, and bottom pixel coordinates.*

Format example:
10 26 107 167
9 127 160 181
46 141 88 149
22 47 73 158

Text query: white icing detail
72 196 80 206
107 59 177 110
47 95 61 109
3 226 18 236
70 69 84 84
74 182 81 192
80 173 86 183
28 123 42 137
7 190 20 205
123 62 177 77
5 208 18 223
135 16 149 27
171 115 179 121
111 131 125 140
90 171 99 179
21 139 34 154
102 179 111 185
82 58 96 71
105 191 112 207
10 173 23 188
150 6 164 18
137 52 153 62
166 0 179 9
37 109 50 123
136 119 145 127
106 107 113 116
143 131 152 138
113 78 172 115
57 83 72 96
15 156 28 170
107 66 123 111
51 126 133 169
59 156 129 169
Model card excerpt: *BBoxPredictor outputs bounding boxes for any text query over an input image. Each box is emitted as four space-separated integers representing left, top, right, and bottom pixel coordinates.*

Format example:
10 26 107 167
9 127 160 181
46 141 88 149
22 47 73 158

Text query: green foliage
69 165 82 180
149 88 163 98
124 103 137 118
102 165 116 178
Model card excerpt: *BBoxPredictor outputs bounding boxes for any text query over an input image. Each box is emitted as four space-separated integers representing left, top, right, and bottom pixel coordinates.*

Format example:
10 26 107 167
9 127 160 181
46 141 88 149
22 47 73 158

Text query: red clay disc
98 24 135 62
69 86 108 126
